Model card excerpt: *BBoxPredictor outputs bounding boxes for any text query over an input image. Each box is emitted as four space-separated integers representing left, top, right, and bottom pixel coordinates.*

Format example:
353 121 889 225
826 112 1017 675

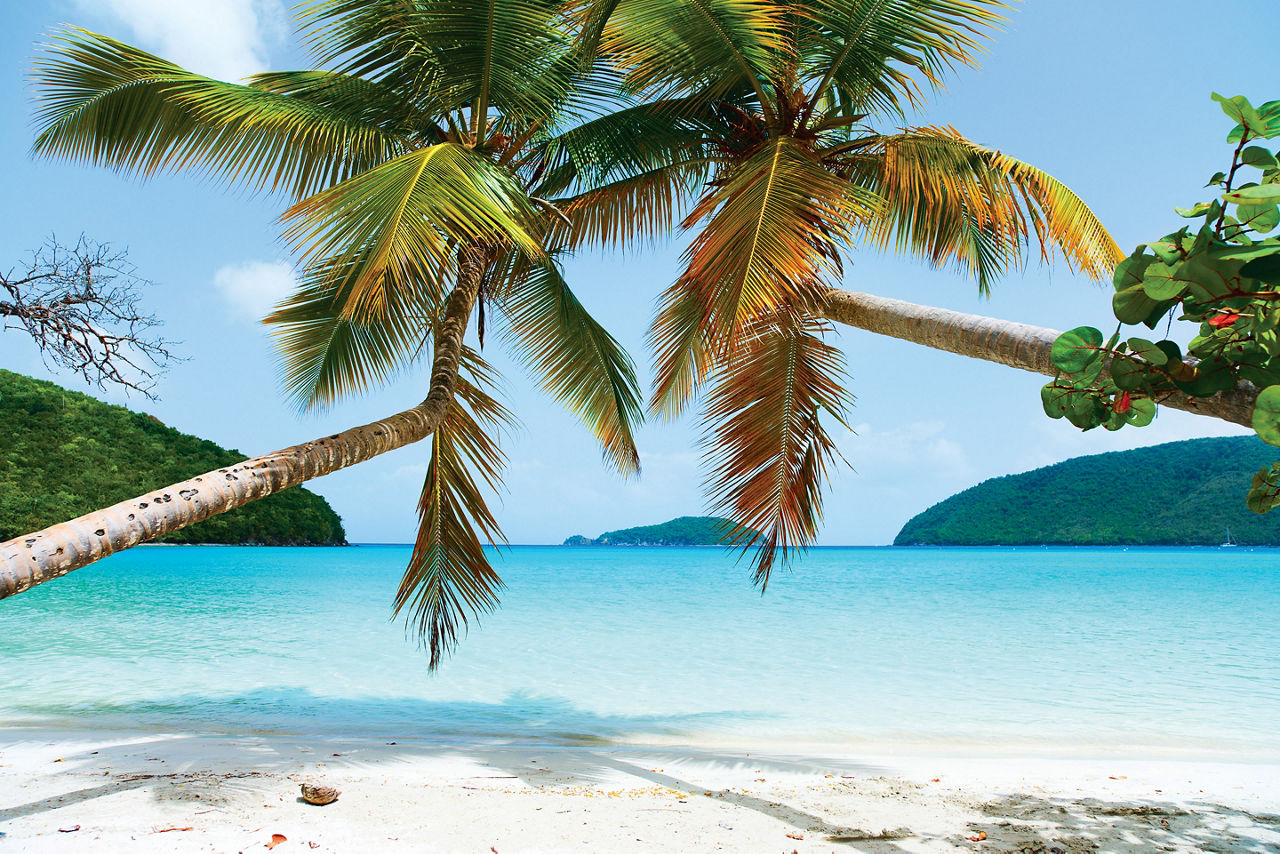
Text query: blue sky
0 1 1266 545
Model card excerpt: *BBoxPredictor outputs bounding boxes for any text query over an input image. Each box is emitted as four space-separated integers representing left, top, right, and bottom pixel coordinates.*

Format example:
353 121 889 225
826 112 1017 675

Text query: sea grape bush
1042 93 1280 512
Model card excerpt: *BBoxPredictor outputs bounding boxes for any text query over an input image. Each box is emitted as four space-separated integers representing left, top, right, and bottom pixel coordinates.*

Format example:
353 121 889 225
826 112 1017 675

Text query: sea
1 545 1277 759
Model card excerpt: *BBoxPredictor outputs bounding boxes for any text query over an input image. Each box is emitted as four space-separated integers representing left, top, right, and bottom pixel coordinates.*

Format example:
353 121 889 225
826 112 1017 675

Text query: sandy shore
1 731 1278 852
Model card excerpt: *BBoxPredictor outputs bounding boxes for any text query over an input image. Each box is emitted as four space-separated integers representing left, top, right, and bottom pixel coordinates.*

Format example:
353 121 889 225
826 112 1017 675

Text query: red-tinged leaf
1208 312 1240 328
267 833 287 849
1114 391 1132 413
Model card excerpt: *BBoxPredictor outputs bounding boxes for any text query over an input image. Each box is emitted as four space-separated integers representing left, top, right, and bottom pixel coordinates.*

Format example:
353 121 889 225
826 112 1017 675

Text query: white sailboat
1221 527 1238 548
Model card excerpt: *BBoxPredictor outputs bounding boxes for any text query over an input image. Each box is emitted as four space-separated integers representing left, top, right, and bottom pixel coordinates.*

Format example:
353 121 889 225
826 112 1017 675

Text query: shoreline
3 729 1278 851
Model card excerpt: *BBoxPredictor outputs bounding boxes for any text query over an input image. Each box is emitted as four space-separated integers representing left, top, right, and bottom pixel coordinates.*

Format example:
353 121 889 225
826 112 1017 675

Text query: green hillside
565 516 751 546
0 370 346 545
895 435 1280 546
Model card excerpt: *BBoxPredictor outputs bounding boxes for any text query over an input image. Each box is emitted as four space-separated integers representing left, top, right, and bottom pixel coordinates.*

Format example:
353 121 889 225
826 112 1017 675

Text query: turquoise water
1 545 1277 758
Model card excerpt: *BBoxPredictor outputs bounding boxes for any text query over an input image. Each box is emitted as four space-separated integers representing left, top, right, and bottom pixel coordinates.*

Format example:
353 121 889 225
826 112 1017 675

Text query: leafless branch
0 236 178 397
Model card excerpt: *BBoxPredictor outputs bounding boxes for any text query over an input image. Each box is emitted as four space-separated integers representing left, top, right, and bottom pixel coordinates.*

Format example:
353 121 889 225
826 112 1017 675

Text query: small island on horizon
564 515 752 547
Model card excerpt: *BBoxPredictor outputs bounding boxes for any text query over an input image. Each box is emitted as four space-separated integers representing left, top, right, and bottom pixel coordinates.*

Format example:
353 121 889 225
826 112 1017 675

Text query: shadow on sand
4 690 1279 850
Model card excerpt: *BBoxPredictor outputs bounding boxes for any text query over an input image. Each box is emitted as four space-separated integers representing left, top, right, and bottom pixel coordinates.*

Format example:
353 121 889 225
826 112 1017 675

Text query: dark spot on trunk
93 529 105 537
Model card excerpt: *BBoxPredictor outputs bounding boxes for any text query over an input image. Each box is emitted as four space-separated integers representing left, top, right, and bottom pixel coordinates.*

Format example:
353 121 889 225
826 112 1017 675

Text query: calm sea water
1 545 1277 758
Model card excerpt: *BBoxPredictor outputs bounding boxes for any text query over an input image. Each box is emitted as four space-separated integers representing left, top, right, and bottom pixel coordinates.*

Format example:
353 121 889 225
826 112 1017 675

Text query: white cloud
846 420 973 478
76 0 288 80
212 259 296 321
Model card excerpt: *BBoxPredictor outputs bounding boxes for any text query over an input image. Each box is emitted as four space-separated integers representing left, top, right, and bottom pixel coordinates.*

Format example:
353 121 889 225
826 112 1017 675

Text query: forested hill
565 516 750 546
0 370 346 545
895 435 1280 546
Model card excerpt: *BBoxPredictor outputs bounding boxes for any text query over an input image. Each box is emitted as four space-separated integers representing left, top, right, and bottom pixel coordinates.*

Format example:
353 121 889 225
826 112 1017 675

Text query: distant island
0 370 346 545
895 435 1280 546
564 516 751 546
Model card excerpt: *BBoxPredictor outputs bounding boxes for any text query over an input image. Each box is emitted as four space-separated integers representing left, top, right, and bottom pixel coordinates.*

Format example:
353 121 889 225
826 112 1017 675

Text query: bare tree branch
0 236 177 397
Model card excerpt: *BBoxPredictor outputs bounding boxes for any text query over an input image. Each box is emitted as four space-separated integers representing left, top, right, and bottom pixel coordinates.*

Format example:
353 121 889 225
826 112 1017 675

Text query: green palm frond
265 259 437 409
599 0 789 110
530 98 715 195
799 0 1006 118
282 142 543 321
248 69 441 140
701 312 852 588
649 136 878 416
837 126 1123 291
394 347 515 669
299 0 572 130
496 256 643 475
31 29 407 199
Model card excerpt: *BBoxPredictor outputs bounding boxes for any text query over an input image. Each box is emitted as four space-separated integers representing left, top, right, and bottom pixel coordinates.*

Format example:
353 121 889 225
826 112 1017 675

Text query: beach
3 731 1279 851
3 546 1279 850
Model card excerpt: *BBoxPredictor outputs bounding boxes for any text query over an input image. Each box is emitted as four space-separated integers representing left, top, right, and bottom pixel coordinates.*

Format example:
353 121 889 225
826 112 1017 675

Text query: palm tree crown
32 0 650 666
563 0 1124 582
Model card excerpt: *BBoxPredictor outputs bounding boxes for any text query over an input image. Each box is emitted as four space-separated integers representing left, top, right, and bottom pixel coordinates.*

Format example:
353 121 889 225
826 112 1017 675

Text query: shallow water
1 545 1277 758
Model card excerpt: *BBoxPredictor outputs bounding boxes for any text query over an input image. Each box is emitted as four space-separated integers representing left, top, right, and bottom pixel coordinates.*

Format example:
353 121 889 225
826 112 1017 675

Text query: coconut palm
27 0 653 666
555 0 1126 582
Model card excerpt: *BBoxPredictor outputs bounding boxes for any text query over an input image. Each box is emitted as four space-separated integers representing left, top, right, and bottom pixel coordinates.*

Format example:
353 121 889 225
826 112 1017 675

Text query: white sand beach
2 731 1278 852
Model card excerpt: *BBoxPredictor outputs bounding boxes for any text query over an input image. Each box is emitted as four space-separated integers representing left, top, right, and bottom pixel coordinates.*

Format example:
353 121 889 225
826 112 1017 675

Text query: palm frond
701 311 852 588
599 0 789 109
31 29 406 199
496 256 643 475
799 0 1007 117
265 258 437 409
547 158 713 250
299 0 572 129
649 136 877 416
394 347 515 669
282 142 543 321
647 275 714 419
839 126 1123 291
530 98 716 195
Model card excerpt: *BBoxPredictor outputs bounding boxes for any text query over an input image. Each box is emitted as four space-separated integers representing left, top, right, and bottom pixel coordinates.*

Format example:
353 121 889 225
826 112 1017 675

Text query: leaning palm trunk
819 288 1259 428
0 271 481 601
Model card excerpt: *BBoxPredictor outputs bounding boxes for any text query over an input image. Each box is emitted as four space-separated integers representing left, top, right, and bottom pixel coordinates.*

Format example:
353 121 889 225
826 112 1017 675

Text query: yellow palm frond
701 311 852 587
649 137 878 416
282 143 543 322
838 126 1123 291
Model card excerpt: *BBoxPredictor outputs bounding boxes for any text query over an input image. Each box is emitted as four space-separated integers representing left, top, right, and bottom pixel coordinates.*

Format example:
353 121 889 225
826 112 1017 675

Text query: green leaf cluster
0 370 346 545
895 436 1280 546
1043 93 1280 512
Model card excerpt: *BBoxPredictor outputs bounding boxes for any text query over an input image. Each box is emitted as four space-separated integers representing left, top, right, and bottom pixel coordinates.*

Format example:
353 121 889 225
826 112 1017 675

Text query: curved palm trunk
0 267 482 601
819 287 1259 428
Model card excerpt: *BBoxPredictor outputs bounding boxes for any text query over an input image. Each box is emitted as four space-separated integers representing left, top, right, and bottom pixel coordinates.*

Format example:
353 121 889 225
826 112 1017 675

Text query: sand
1 731 1278 852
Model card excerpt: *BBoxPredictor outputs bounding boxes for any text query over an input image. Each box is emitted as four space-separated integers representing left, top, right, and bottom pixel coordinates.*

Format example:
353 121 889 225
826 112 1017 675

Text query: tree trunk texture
0 264 483 601
820 287 1260 428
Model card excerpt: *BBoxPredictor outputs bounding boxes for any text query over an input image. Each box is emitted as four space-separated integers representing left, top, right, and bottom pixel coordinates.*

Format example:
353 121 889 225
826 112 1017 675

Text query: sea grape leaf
1241 253 1280 284
1127 337 1168 365
1242 146 1280 170
1225 185 1280 205
1125 397 1156 427
1051 327 1104 373
1252 385 1280 447
1239 203 1280 234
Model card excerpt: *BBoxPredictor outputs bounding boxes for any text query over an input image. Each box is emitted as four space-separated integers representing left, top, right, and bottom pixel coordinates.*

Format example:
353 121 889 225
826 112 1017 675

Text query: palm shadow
1 688 907 846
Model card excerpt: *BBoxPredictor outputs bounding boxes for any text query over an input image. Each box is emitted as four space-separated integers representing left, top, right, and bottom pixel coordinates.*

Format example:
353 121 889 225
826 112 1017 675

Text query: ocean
1 545 1277 759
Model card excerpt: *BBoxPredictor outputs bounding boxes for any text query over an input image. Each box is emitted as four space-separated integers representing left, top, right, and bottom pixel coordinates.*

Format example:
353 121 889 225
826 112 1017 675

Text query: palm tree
560 0 1126 582
4 0 1260 632
24 0 654 666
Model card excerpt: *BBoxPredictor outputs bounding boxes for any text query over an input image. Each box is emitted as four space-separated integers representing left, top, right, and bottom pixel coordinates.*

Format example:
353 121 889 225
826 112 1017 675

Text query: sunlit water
1 545 1277 758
